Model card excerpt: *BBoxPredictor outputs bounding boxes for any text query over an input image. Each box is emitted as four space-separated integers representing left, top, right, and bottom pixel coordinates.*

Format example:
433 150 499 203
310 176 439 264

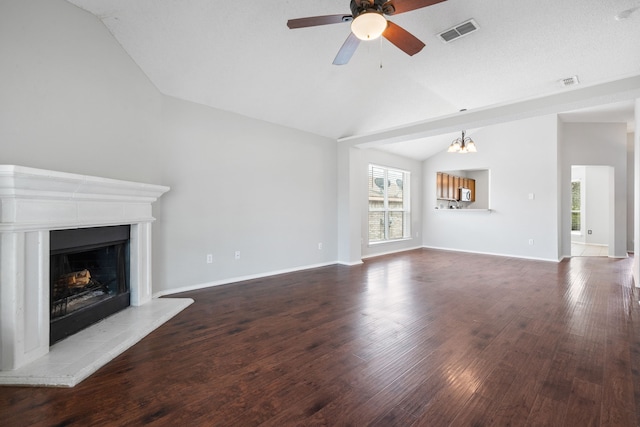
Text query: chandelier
447 130 477 154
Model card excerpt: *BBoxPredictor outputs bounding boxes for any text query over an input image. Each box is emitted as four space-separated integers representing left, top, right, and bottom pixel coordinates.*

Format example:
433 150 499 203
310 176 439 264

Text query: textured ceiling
65 0 639 158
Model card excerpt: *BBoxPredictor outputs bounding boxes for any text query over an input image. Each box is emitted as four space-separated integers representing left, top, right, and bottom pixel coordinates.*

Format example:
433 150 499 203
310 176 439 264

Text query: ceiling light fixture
447 130 477 154
351 11 387 40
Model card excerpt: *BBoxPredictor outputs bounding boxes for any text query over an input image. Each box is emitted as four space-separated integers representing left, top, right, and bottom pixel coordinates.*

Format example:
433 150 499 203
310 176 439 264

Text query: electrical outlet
528 239 534 245
318 242 323 250
235 250 241 260
206 254 213 264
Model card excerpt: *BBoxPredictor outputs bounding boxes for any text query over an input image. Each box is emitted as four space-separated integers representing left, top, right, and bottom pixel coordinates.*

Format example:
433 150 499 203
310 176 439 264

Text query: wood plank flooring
1 249 639 426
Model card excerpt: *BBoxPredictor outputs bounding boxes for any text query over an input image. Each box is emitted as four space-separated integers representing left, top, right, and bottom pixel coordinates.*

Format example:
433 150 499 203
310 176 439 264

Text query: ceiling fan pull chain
379 36 383 69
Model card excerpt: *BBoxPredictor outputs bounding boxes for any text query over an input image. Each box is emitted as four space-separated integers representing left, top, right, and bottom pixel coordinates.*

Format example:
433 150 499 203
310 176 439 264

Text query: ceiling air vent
438 19 478 43
559 75 580 87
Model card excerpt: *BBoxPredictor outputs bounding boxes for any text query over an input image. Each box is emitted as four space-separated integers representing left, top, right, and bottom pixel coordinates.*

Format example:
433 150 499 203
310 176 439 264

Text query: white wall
0 0 162 184
423 115 560 261
560 122 628 258
156 96 337 293
1 0 339 296
584 166 611 246
466 170 489 209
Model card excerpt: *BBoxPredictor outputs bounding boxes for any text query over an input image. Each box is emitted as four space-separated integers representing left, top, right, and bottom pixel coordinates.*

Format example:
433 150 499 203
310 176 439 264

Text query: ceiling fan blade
383 21 425 56
333 33 361 65
386 0 447 15
287 15 352 29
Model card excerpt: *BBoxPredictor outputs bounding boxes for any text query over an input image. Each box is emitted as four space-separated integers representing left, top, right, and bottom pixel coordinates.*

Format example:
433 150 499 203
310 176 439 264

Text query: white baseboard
421 245 561 263
154 261 339 298
336 260 364 266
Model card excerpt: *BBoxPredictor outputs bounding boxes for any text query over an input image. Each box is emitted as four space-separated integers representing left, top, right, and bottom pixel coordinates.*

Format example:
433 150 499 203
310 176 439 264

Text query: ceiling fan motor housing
350 0 396 18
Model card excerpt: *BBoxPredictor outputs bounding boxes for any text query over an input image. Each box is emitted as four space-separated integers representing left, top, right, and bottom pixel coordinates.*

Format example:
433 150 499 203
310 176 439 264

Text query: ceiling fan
287 0 447 65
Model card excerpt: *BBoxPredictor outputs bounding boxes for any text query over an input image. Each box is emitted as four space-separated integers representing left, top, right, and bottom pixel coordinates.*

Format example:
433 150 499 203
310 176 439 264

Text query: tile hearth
0 298 193 387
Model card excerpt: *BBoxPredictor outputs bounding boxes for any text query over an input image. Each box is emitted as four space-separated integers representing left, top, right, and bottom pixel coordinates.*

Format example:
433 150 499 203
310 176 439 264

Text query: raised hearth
0 165 193 387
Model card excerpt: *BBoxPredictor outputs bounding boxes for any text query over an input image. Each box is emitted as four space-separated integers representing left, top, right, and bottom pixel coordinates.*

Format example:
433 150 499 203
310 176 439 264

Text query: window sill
368 237 412 247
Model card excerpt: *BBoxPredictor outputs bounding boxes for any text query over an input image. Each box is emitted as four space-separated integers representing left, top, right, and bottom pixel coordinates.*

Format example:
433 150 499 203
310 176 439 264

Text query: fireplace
50 225 131 345
0 166 193 387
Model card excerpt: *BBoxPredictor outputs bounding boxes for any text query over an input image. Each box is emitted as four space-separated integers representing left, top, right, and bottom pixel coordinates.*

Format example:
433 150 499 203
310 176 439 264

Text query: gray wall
157 96 337 293
0 0 162 184
423 115 561 261
3 0 636 295
559 122 628 258
1 0 338 296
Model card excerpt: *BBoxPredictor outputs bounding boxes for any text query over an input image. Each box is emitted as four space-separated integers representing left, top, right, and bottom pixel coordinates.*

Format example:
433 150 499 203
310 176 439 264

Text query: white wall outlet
234 250 241 260
529 239 534 245
528 193 535 200
206 254 213 264
318 242 323 250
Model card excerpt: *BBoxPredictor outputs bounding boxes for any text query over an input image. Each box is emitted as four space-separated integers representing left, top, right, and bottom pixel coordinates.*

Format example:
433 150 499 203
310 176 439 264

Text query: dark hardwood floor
2 249 640 426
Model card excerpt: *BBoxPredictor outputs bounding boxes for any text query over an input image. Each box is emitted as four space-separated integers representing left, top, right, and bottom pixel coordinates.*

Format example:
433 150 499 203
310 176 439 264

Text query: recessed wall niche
436 169 490 209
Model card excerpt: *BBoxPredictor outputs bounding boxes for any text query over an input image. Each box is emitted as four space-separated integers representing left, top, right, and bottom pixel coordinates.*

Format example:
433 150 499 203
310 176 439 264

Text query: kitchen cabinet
436 172 475 201
448 175 456 201
455 176 462 200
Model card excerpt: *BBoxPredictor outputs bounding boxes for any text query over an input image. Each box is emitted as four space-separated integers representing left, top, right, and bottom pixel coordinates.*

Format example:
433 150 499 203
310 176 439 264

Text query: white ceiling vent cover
438 19 479 43
559 75 580 87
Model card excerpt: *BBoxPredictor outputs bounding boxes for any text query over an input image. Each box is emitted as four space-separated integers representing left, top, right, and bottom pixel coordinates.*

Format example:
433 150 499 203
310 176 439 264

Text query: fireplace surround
0 165 193 386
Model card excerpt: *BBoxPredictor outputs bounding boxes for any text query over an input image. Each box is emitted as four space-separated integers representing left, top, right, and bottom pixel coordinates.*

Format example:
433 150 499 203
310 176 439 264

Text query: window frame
367 164 411 244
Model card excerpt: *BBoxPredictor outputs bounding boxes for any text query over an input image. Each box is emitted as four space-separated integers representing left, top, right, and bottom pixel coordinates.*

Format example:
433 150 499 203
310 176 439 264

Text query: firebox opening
50 225 131 345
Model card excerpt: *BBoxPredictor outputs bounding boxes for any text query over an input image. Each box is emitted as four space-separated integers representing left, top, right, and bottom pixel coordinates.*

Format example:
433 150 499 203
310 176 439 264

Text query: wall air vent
559 75 580 87
438 19 479 43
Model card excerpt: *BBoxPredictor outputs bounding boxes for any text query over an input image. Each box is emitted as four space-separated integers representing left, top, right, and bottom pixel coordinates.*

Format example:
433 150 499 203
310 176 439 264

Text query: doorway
570 165 613 257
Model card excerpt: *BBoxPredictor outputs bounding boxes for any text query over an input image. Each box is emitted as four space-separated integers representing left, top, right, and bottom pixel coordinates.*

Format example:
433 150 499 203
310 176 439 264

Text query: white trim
154 261 340 297
368 237 413 246
362 245 422 259
421 245 561 263
337 260 364 266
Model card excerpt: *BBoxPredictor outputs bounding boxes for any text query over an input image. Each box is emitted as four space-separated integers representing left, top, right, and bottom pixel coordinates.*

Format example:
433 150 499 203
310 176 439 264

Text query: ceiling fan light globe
351 12 387 40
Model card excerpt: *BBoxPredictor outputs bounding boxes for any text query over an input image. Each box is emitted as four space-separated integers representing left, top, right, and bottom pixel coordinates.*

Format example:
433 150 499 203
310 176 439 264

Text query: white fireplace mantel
0 165 168 232
0 165 192 386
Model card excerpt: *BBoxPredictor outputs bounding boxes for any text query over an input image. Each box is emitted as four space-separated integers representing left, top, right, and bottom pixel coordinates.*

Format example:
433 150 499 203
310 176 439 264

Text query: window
368 164 410 243
571 180 581 232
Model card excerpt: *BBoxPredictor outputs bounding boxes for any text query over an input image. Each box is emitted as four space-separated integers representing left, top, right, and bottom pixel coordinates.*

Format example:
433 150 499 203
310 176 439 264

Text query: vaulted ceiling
66 0 639 159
